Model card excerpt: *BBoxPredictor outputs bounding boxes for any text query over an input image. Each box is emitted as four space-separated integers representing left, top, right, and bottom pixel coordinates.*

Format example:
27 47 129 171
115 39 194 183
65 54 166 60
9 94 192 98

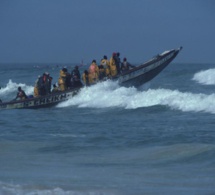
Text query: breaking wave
1 79 215 114
0 181 117 195
0 79 34 100
192 68 215 85
58 80 215 114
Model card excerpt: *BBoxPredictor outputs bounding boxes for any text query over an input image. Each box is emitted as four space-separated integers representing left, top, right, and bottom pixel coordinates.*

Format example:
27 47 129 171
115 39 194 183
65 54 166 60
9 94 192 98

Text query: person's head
117 52 120 57
62 67 67 72
18 87 22 91
92 59 96 63
123 57 127 62
75 65 79 69
112 52 116 56
103 55 107 59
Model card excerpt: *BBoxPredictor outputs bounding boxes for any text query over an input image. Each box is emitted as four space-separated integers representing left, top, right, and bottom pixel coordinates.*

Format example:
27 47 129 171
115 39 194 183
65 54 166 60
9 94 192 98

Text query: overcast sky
0 0 214 64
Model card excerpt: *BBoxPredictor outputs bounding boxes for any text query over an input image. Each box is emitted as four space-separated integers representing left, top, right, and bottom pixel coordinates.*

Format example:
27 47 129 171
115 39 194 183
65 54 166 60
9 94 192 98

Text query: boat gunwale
0 87 80 106
120 49 177 76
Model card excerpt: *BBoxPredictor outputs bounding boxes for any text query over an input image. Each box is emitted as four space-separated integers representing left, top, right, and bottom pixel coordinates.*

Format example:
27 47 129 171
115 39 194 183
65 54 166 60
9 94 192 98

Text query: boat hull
0 89 79 110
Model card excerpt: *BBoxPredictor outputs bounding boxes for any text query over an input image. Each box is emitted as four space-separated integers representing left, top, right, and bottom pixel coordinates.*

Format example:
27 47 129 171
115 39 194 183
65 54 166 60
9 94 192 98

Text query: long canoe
0 47 182 110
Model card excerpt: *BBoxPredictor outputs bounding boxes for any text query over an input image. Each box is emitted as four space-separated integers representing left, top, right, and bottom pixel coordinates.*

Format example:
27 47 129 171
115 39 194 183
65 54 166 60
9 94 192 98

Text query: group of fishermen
82 52 135 87
33 65 83 97
86 53 121 84
13 52 135 100
33 52 135 97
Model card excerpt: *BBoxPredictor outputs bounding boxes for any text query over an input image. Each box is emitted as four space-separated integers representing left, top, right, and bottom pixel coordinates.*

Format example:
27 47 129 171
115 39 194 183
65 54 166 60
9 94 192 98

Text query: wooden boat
116 46 183 87
0 47 182 110
0 88 80 110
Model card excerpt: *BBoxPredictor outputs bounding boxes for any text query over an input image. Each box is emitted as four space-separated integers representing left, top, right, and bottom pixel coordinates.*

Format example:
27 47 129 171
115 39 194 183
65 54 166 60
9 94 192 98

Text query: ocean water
0 63 215 195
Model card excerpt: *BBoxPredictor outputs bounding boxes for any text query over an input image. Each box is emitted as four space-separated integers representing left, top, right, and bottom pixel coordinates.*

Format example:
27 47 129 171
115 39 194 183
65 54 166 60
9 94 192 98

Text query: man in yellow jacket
109 53 117 77
58 67 68 91
34 75 40 97
100 55 110 78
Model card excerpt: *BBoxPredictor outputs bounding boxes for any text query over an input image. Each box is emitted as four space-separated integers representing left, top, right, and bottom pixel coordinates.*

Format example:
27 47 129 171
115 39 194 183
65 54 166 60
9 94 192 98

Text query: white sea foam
0 181 117 195
0 79 34 99
192 68 215 85
57 80 215 114
2 79 215 114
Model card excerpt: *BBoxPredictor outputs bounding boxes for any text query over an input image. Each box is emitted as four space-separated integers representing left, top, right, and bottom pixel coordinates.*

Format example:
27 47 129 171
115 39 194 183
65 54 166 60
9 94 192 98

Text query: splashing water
57 80 215 114
192 68 215 85
1 78 215 114
0 79 34 100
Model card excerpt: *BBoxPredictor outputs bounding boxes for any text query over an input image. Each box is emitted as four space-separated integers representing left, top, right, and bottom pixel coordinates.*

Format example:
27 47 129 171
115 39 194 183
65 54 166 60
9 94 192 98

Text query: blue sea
0 62 215 195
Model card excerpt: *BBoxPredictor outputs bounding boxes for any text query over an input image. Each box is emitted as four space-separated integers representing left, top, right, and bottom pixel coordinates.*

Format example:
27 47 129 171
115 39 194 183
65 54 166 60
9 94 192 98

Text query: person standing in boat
82 70 90 86
14 87 28 101
44 72 52 94
34 75 40 97
64 70 72 89
114 52 121 75
37 75 43 95
109 53 117 77
36 74 46 96
98 62 106 80
121 57 135 73
71 66 83 88
88 60 99 84
58 67 69 91
100 55 110 78
36 72 52 95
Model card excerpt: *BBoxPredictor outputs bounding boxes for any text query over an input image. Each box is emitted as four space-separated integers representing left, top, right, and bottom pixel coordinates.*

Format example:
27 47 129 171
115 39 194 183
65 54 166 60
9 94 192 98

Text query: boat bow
117 47 182 87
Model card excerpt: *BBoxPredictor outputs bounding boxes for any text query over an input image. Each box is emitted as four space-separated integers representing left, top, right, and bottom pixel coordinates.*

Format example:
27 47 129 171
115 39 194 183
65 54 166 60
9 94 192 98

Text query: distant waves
192 68 215 85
